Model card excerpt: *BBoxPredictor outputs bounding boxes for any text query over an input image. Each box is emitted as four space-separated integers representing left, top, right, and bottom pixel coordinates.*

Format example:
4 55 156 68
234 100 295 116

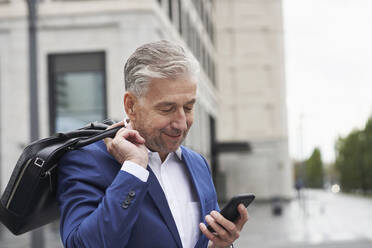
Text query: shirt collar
175 147 182 160
147 147 183 161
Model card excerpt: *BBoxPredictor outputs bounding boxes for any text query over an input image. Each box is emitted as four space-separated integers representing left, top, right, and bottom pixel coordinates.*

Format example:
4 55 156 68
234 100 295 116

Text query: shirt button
122 203 129 209
124 198 131 205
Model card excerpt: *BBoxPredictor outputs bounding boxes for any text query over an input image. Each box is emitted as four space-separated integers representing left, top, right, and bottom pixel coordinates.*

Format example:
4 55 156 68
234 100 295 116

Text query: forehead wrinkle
141 78 197 107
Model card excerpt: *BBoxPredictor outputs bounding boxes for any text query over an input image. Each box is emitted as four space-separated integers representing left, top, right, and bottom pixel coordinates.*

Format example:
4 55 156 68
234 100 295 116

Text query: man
57 40 248 248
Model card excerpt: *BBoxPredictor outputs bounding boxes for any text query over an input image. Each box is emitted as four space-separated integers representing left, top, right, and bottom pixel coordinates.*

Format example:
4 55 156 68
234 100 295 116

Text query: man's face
128 77 197 157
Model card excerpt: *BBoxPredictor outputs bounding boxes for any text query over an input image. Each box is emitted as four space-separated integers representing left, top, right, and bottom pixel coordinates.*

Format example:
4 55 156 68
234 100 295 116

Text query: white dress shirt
121 148 201 248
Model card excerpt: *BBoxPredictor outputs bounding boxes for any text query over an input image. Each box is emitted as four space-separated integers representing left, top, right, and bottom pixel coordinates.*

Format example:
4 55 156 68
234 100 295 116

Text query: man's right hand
104 121 148 168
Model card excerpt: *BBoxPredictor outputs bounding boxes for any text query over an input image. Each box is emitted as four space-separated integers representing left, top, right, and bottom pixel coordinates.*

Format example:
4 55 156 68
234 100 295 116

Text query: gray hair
124 40 199 97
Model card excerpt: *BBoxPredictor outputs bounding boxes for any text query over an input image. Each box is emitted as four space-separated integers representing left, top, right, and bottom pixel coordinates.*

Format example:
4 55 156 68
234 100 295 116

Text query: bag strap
73 125 123 148
78 120 115 130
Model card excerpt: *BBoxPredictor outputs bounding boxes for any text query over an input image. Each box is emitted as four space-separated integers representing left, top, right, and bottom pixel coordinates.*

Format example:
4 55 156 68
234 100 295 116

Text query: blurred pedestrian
295 178 304 199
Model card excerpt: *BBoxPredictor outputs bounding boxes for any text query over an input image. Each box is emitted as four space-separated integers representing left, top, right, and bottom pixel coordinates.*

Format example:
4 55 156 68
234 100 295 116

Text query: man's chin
147 142 181 155
150 134 186 154
164 140 184 153
165 143 181 153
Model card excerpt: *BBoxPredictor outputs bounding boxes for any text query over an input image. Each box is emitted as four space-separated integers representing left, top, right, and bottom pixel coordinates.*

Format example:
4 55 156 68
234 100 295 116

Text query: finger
122 129 146 144
104 136 115 154
210 211 237 235
111 127 129 143
235 204 249 230
126 122 133 130
115 126 137 140
199 223 221 244
106 120 125 130
205 215 229 239
103 137 113 146
109 128 133 148
115 127 129 137
104 127 123 145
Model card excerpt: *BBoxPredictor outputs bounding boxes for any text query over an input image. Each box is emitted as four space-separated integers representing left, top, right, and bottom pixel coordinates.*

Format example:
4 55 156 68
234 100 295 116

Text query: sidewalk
1 189 372 247
235 189 372 248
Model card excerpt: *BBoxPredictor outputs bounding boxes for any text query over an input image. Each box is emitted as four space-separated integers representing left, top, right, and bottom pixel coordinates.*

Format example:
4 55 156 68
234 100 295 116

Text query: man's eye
184 106 193 112
160 107 173 113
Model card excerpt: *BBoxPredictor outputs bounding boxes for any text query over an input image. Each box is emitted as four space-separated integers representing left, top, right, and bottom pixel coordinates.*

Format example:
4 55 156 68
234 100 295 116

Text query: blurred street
237 189 372 248
1 189 372 248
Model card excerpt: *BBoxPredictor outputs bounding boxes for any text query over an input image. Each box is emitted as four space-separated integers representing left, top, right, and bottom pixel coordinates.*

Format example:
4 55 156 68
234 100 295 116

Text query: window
178 0 182 35
48 52 107 133
168 0 173 22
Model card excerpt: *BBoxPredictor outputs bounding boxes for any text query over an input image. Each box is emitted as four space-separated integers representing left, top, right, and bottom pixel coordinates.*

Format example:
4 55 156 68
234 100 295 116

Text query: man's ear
124 92 138 120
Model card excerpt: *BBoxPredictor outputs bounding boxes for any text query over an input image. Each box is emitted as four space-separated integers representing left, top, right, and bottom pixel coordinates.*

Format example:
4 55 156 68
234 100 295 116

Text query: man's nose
171 108 188 131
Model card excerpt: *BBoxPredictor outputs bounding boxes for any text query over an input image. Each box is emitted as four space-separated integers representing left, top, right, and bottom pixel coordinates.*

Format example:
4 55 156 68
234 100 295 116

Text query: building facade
0 0 292 246
0 0 217 194
215 0 293 200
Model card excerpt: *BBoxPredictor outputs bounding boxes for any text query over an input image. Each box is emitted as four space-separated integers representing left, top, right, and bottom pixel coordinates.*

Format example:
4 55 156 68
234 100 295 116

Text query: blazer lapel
180 147 207 222
147 167 183 248
181 147 209 248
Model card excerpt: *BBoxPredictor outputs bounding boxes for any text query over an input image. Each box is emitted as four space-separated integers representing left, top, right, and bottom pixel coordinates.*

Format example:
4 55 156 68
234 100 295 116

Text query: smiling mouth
164 133 182 138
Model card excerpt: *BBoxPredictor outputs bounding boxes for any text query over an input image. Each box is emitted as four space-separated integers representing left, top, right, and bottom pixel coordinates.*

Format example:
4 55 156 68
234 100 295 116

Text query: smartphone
207 194 255 232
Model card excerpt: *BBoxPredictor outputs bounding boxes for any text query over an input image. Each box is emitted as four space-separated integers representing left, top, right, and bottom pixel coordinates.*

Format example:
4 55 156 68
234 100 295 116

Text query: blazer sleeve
57 146 149 248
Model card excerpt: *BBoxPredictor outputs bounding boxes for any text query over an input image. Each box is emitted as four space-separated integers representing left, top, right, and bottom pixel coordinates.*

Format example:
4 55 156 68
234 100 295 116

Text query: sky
283 0 372 163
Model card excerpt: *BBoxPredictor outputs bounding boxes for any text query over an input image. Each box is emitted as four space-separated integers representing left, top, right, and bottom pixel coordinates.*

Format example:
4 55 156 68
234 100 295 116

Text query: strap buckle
34 157 45 168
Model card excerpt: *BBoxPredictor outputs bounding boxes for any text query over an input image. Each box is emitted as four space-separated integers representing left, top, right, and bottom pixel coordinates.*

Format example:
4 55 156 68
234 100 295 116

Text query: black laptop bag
0 120 122 235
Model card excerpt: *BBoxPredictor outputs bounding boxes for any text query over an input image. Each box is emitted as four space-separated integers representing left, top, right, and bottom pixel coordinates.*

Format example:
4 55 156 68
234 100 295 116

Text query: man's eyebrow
155 102 176 107
155 99 196 107
186 99 196 105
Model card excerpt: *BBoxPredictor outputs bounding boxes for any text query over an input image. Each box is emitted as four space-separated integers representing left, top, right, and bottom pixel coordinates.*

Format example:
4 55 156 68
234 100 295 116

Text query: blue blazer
57 141 219 248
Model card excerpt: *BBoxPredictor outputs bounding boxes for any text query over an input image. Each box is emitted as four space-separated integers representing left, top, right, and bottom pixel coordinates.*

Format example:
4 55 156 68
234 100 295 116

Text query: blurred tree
305 147 324 188
362 118 372 192
335 117 372 194
335 130 362 192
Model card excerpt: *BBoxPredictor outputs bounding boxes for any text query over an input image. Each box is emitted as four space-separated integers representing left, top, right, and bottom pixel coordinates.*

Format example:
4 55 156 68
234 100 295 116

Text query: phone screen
207 194 255 232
